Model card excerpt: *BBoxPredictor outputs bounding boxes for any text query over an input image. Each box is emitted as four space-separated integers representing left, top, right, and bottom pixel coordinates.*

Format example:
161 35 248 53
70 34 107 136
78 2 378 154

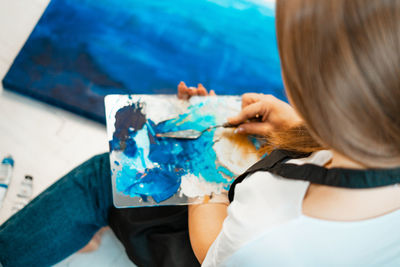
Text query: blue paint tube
0 155 14 210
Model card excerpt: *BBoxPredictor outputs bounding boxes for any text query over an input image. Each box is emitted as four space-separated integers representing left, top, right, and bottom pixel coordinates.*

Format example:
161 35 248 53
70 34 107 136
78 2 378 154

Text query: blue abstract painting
105 95 259 207
3 0 283 123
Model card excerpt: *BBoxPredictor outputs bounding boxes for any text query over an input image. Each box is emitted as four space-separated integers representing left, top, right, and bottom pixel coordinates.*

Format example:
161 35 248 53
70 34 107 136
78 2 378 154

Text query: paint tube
0 155 14 210
17 175 33 199
12 175 34 214
11 175 33 214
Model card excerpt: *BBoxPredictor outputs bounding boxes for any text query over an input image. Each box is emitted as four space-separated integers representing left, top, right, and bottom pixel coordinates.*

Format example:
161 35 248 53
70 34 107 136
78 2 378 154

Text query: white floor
0 0 134 266
54 230 135 267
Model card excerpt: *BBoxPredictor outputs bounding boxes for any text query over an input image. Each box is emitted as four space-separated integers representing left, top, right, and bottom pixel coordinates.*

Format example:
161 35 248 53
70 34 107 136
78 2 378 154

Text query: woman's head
276 0 400 167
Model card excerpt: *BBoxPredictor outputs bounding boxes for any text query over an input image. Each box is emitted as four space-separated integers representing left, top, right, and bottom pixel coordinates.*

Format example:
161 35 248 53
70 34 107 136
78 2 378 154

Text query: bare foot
78 227 109 253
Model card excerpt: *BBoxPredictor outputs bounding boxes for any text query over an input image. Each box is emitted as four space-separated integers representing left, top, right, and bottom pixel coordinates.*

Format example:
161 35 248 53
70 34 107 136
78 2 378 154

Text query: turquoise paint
112 99 238 202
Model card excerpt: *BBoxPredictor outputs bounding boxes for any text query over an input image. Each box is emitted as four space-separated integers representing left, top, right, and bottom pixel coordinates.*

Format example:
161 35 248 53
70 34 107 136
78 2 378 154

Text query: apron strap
228 149 400 202
228 150 311 202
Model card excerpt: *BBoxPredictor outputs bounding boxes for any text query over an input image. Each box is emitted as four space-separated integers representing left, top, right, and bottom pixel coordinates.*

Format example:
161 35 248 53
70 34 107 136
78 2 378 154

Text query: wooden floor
0 0 134 266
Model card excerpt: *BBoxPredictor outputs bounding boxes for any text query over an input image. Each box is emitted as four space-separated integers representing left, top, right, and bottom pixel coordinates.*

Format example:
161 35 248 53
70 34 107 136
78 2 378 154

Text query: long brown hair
270 0 400 168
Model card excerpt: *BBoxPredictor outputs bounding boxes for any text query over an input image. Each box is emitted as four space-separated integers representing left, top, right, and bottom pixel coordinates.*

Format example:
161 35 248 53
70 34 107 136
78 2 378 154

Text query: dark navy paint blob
110 102 146 155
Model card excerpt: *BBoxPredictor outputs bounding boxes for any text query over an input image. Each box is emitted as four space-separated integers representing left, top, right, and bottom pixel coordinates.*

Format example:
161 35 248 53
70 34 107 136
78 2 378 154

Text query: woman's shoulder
227 150 333 246
231 150 332 227
202 150 333 267
233 150 332 205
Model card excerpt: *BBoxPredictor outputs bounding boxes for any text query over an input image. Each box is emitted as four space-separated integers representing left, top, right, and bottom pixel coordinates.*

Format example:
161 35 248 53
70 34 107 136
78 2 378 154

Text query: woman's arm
188 202 228 264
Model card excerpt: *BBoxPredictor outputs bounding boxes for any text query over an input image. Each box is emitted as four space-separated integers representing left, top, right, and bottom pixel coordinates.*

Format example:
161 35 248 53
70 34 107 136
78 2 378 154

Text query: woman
1 0 400 266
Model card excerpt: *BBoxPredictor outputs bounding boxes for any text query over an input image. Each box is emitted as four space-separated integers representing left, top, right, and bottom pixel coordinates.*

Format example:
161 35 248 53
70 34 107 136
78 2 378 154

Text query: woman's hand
228 93 303 136
177 81 216 100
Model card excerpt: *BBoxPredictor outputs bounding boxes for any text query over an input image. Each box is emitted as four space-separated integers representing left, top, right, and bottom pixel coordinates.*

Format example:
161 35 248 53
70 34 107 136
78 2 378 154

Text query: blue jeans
0 154 113 266
0 153 199 267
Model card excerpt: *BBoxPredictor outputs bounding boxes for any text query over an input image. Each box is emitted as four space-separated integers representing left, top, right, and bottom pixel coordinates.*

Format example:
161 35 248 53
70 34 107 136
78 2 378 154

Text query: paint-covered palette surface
105 95 260 207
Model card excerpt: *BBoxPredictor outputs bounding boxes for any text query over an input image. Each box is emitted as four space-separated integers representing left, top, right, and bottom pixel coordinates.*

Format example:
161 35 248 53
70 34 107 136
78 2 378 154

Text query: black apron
109 149 400 267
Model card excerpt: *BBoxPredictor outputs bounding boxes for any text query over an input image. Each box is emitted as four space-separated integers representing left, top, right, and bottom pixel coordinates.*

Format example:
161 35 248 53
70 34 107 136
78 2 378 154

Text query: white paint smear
213 130 259 175
180 174 224 198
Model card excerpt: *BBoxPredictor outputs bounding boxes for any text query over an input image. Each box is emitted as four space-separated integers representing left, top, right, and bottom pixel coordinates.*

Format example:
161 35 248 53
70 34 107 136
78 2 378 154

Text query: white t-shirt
202 150 400 267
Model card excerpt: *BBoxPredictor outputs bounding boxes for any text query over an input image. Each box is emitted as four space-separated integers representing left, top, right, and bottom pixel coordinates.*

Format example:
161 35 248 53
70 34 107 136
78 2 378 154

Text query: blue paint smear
3 0 285 123
111 100 236 202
